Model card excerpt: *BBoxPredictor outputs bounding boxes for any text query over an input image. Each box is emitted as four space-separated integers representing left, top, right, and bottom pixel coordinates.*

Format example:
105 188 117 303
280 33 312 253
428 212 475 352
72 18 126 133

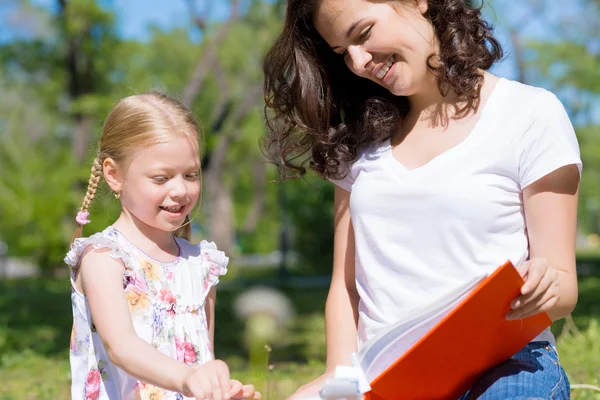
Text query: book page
358 274 486 381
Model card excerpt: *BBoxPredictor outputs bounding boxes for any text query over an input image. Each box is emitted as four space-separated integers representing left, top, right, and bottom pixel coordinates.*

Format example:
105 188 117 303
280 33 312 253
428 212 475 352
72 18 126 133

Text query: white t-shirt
331 78 582 348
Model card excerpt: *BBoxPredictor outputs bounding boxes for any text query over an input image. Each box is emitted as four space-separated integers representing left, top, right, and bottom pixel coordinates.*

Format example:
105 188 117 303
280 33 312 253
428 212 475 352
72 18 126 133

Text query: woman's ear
103 158 123 193
415 0 428 15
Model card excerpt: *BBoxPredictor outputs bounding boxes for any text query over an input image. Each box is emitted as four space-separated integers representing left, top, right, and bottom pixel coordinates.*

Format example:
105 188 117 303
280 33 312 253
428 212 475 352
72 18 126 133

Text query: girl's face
313 0 436 97
116 135 201 234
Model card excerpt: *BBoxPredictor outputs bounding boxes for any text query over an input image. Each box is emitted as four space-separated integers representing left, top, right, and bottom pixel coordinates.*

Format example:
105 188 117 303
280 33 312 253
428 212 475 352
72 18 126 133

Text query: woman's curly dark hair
263 0 503 180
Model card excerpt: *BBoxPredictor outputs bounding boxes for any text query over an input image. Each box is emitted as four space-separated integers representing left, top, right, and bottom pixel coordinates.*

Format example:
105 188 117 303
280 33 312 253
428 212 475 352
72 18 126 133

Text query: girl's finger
215 361 231 400
229 380 243 396
242 384 256 397
187 384 205 400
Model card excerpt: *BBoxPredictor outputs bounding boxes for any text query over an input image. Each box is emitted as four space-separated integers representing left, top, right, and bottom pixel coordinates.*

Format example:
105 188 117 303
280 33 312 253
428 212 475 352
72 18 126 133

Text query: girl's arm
205 286 217 355
79 250 232 399
291 186 360 398
203 266 260 399
508 164 580 321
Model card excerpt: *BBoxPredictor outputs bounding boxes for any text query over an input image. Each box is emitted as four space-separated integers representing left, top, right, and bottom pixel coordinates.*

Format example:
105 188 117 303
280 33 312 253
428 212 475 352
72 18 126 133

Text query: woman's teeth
376 56 395 79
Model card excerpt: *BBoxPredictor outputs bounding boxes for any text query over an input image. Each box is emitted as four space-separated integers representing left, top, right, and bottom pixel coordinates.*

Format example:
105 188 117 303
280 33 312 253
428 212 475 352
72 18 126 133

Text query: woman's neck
406 71 488 128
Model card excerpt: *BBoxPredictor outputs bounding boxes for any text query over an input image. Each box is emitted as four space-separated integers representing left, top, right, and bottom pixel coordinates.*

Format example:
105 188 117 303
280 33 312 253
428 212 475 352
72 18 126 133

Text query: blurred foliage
0 0 598 272
286 176 336 274
1 275 599 399
0 0 290 269
0 0 600 397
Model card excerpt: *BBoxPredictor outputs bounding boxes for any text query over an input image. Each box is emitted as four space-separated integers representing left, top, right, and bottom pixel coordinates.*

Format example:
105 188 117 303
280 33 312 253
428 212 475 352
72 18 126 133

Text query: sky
109 0 583 82
1 0 597 122
2 0 567 81
112 0 232 41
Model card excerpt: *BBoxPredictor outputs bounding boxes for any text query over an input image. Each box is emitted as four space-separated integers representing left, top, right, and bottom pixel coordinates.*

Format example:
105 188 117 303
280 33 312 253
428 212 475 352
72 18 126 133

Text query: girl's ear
103 158 123 193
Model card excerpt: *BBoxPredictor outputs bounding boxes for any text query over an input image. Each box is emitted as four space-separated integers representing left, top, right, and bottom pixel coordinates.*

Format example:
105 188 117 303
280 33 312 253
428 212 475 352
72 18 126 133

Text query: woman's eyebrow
331 17 367 50
346 18 366 38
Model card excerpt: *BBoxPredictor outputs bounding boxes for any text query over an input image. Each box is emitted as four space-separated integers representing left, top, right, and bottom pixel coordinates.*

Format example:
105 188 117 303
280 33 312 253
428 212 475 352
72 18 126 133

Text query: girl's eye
152 176 168 184
185 173 200 180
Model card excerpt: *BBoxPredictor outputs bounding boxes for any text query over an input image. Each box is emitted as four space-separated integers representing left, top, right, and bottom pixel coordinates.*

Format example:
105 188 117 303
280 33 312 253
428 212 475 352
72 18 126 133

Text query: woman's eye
359 26 372 40
337 25 373 57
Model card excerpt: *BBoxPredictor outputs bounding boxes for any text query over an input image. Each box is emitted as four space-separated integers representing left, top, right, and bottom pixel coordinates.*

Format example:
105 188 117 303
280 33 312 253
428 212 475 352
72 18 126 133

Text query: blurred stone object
233 286 294 368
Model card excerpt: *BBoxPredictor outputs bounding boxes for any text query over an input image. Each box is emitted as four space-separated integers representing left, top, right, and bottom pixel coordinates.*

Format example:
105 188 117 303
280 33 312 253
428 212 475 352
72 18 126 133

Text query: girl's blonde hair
72 92 202 243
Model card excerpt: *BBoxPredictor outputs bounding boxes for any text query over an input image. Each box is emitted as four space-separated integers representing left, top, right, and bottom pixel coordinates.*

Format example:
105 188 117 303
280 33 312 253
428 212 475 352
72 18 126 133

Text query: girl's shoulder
65 226 133 270
175 237 230 271
175 238 229 298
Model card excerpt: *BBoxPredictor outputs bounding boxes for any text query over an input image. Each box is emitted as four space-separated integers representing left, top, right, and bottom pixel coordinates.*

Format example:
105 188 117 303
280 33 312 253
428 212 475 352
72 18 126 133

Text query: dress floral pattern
65 226 228 400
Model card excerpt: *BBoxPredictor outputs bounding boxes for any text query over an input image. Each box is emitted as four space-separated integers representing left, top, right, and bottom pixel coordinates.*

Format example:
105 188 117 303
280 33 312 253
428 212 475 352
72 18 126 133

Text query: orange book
316 261 552 400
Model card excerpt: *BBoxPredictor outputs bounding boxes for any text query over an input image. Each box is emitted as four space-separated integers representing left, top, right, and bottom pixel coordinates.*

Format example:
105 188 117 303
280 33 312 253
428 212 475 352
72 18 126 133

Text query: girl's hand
230 379 261 399
287 372 333 400
507 258 560 320
182 359 232 400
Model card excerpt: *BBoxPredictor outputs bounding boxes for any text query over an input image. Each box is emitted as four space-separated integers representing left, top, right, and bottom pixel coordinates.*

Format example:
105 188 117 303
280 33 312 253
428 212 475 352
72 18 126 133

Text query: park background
0 0 599 398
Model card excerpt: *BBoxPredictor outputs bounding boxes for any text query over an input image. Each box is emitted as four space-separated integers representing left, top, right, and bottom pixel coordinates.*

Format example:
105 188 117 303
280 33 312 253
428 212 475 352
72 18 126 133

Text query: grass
0 270 599 399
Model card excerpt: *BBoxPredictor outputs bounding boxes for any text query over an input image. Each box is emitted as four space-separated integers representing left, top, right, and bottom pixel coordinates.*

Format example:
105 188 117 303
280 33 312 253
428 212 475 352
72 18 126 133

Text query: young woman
263 1 581 398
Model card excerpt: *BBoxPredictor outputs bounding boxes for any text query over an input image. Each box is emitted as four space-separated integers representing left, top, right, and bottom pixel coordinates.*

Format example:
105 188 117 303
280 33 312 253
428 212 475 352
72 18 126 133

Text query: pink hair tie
76 210 91 225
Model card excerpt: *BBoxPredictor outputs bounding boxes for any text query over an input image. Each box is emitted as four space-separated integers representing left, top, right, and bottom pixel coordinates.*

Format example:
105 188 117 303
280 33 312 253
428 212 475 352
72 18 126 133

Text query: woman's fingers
520 259 548 295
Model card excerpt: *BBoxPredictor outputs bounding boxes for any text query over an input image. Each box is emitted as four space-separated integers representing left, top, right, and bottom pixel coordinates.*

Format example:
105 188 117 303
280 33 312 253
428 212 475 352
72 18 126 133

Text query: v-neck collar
383 77 508 178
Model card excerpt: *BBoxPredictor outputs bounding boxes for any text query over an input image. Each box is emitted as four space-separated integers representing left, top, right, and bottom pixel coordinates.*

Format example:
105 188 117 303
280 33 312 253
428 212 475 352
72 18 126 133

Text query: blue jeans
458 341 570 400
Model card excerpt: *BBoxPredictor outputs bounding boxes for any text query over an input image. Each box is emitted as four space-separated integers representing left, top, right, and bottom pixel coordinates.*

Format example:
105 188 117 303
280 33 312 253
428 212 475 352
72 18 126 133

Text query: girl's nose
169 177 187 199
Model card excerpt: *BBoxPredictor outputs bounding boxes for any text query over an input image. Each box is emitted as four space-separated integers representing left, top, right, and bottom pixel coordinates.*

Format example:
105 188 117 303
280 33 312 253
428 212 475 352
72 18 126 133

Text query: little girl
66 92 260 400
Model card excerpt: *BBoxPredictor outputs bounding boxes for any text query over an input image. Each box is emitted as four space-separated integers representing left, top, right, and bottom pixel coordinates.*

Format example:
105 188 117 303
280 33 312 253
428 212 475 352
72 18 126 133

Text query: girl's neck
112 213 179 260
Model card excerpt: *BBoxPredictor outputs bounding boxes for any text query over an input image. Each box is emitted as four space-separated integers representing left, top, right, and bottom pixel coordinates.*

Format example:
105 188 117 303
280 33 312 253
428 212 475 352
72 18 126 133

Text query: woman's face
313 0 436 97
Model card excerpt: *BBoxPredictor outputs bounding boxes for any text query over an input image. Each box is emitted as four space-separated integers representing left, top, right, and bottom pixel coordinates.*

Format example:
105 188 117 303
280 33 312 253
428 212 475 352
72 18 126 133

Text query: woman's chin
385 74 411 97
388 83 411 97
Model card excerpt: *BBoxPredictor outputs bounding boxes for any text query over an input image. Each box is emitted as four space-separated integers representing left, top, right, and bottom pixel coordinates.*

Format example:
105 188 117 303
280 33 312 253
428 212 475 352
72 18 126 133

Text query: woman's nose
346 45 372 76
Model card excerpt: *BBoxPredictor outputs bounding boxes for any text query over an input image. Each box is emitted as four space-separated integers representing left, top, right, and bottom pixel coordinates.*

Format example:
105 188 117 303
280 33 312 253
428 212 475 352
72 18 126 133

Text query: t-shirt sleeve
518 91 582 189
329 161 356 192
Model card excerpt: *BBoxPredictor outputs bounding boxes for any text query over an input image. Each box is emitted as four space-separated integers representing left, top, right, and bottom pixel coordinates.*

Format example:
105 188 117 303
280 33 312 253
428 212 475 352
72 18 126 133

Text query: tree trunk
58 0 94 164
208 179 235 254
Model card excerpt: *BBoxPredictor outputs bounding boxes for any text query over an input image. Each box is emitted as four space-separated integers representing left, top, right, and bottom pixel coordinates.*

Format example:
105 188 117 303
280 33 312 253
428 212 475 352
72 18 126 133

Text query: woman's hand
287 372 333 400
230 379 261 399
181 359 232 400
507 258 560 320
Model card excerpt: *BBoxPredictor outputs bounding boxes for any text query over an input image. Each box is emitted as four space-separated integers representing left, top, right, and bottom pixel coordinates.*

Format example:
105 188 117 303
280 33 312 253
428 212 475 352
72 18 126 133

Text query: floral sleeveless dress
65 226 228 400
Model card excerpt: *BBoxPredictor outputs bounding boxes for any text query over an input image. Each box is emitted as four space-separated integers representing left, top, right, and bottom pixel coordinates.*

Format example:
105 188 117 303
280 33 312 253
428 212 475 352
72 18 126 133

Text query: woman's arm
324 185 360 371
290 186 360 398
508 164 580 321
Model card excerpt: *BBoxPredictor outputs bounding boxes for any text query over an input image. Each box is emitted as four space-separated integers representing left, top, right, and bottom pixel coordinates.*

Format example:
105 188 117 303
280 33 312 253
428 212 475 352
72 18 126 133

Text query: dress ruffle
65 229 135 284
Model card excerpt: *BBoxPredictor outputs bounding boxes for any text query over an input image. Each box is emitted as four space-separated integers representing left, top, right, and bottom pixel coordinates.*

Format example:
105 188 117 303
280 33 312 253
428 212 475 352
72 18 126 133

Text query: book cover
363 261 552 400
